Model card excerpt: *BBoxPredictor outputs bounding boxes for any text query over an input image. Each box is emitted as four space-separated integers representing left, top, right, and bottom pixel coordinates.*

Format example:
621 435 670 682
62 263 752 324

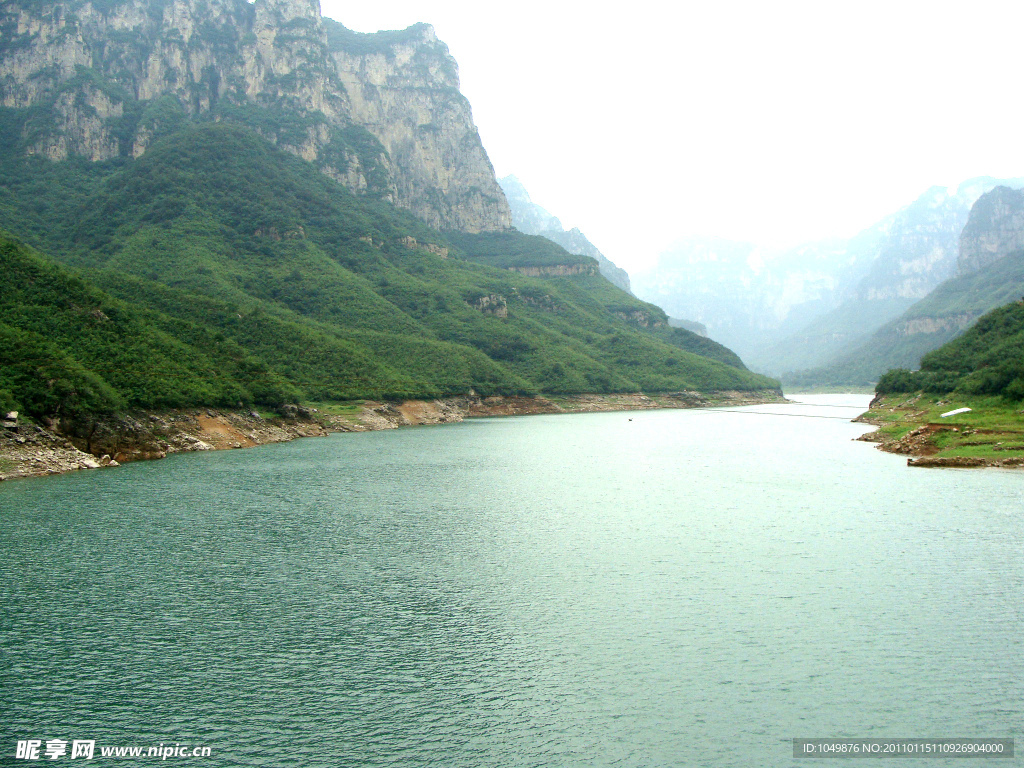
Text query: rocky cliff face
0 0 510 232
958 186 1024 274
508 262 598 278
851 179 1020 302
895 313 978 336
329 22 510 233
753 181 1006 374
499 175 631 291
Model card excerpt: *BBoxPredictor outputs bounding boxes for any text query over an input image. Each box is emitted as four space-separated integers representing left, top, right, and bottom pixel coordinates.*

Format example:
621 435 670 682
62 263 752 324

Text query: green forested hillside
877 298 1024 400
0 123 776 418
444 231 749 370
0 233 300 417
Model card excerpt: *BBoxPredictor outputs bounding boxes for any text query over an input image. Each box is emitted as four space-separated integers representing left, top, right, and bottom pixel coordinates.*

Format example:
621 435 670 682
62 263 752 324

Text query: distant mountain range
792 186 1024 387
633 235 864 363
500 176 712 339
632 178 1024 378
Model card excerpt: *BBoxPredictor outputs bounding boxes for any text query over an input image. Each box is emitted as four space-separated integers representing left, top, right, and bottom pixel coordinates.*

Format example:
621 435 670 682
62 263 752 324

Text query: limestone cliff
756 181 1004 374
330 23 510 233
958 186 1024 274
508 262 599 278
0 0 510 232
850 182 988 302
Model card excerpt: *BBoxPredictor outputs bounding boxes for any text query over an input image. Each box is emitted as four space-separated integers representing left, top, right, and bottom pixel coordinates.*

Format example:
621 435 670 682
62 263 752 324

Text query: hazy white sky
320 0 1024 272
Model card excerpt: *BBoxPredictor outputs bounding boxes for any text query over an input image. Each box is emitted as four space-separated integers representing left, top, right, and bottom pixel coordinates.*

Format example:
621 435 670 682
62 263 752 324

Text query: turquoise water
2 396 1021 766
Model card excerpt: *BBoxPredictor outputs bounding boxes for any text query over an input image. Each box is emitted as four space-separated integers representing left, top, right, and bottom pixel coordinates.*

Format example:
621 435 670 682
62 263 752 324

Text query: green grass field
862 393 1024 460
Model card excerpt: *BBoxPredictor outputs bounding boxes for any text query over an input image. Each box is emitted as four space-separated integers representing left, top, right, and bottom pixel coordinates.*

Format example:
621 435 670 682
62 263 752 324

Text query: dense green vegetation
439 236 749 371
323 19 461 85
446 230 594 269
325 20 434 56
0 120 777 420
0 232 298 418
877 298 1024 400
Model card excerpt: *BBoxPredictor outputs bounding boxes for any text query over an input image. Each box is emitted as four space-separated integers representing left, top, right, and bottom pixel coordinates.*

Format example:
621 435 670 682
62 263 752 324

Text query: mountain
0 123 774 415
499 175 632 292
631 179 1023 372
857 296 1024 469
790 186 1024 387
0 0 510 233
763 179 1024 376
0 226 301 418
0 0 777 424
957 185 1024 273
668 317 708 337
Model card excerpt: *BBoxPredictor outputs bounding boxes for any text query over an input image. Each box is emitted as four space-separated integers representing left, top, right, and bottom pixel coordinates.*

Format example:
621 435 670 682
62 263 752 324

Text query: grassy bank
857 393 1024 467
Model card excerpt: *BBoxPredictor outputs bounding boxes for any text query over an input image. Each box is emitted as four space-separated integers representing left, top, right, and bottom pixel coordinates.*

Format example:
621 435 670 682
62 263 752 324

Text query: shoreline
854 394 1024 469
0 389 784 482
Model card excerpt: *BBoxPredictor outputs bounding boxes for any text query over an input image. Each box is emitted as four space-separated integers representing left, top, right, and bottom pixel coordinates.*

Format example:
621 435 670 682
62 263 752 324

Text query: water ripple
2 397 1022 766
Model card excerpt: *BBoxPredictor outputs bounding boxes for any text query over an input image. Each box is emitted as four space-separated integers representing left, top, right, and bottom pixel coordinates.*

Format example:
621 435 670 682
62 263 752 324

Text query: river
2 395 1021 766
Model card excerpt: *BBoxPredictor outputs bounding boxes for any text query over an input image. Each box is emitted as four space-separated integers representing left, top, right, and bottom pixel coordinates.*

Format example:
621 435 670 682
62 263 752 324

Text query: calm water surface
2 395 1021 766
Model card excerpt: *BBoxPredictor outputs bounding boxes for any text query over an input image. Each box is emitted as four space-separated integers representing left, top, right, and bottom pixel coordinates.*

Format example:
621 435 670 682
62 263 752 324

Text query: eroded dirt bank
0 389 783 481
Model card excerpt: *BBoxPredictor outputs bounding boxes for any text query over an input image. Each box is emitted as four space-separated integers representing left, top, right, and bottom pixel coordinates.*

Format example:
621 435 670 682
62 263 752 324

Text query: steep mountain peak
958 186 1024 275
328 19 509 232
953 175 1023 201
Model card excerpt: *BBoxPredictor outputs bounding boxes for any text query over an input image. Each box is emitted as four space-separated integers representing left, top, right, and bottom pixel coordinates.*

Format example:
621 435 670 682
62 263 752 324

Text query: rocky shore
856 425 1024 468
0 389 783 482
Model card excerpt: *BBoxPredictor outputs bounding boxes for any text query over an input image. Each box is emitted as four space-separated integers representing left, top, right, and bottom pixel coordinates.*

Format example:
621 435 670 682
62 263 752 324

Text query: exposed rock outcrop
468 293 508 317
0 419 107 479
958 186 1024 274
789 185 1024 386
395 235 448 257
894 312 979 336
0 0 511 232
331 23 511 233
851 180 1005 302
613 309 665 328
58 408 329 464
508 262 598 278
0 407 328 480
